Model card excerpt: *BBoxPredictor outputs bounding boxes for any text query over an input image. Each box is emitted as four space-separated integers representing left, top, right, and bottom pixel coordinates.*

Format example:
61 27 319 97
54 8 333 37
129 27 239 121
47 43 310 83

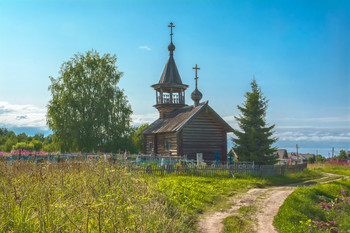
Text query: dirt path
198 173 346 233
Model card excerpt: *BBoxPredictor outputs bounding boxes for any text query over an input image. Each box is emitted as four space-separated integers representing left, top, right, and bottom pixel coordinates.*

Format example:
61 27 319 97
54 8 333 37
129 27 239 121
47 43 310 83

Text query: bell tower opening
151 22 188 119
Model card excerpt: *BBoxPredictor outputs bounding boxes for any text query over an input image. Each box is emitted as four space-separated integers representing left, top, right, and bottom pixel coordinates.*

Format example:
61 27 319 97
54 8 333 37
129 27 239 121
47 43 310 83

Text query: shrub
13 142 34 151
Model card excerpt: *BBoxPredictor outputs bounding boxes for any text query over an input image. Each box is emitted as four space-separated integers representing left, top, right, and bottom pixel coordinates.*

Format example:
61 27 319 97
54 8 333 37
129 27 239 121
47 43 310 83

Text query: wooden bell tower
151 22 188 119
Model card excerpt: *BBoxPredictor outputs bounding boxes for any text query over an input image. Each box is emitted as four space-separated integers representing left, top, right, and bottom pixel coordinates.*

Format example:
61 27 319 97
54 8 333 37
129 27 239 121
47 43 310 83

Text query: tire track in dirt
198 173 346 233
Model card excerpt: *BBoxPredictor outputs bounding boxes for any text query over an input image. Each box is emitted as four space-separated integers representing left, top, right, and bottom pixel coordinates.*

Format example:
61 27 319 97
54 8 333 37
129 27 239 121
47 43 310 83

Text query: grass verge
274 177 350 233
309 163 350 176
264 169 323 186
222 205 257 233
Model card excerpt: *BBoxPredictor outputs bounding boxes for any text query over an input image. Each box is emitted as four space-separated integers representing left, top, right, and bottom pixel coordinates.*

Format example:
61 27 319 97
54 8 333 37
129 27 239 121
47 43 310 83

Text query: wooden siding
182 110 227 161
144 134 155 154
143 133 178 155
156 133 178 155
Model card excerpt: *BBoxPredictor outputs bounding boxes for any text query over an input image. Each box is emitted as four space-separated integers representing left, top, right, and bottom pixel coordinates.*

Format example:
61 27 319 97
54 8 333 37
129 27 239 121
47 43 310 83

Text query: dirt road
198 173 344 233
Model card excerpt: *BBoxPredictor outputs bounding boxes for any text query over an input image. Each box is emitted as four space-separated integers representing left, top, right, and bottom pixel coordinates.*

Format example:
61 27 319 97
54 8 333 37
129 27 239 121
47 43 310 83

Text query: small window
164 141 171 151
148 142 153 151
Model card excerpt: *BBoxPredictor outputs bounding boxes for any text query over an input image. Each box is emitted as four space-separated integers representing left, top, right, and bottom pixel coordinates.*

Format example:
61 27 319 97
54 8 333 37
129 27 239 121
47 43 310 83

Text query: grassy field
0 160 323 232
309 162 350 176
274 164 350 233
264 169 322 186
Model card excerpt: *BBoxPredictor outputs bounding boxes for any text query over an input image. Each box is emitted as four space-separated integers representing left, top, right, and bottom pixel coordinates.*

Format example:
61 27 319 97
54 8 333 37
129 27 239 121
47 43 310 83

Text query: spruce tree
232 79 277 164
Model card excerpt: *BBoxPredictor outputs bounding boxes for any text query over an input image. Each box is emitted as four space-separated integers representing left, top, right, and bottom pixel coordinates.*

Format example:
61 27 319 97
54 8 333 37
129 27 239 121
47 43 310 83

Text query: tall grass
0 161 189 232
0 161 271 232
0 161 324 232
309 163 350 176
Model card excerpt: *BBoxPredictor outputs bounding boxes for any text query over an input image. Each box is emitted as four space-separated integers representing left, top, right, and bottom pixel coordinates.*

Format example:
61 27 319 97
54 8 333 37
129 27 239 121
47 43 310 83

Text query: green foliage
0 129 60 153
47 50 132 152
13 142 35 151
0 128 9 136
25 136 33 143
0 135 7 145
232 79 277 165
274 165 350 233
336 150 348 160
43 134 53 145
131 124 149 153
31 140 43 151
17 132 28 142
33 133 45 142
4 134 17 152
12 140 42 151
308 156 316 163
315 154 327 163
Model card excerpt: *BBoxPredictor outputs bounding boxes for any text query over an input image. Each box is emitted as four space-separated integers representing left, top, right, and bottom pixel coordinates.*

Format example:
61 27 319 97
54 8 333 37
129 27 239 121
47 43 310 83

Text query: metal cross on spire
168 22 175 43
193 64 200 89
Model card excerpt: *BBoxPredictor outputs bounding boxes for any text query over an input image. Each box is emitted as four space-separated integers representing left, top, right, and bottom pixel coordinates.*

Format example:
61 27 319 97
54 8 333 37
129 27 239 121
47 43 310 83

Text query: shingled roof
141 101 233 135
158 55 183 85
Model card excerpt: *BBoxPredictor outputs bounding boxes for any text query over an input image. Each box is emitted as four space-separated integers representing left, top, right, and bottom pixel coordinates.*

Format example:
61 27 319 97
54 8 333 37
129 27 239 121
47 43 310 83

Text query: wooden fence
127 163 307 177
0 154 307 177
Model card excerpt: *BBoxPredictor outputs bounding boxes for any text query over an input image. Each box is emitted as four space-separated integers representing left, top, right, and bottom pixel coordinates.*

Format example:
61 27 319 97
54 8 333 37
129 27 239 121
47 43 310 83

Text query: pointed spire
155 22 186 85
191 64 203 107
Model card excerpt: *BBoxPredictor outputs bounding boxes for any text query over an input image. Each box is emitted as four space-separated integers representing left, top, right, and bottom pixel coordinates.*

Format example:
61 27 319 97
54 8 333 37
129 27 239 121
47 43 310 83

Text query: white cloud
277 116 350 123
275 127 350 142
139 45 151 51
222 116 238 129
0 101 159 129
131 113 158 125
222 113 350 144
0 102 47 128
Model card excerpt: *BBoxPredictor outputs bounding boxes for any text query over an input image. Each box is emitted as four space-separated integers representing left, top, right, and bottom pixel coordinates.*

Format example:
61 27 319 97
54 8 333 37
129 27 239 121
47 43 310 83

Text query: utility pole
332 147 334 160
296 144 299 156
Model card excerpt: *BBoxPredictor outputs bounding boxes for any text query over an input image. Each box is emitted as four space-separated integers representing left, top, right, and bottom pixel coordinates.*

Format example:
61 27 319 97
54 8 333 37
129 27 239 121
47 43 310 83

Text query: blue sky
0 0 349 156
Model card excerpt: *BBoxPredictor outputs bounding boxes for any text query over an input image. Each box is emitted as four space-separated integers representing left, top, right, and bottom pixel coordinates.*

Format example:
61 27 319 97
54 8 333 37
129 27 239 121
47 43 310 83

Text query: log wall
143 133 178 155
156 133 178 155
182 110 227 160
143 134 155 154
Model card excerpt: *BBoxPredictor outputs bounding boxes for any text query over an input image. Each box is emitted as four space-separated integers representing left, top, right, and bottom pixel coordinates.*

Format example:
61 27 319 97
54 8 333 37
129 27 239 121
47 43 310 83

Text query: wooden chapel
140 23 233 161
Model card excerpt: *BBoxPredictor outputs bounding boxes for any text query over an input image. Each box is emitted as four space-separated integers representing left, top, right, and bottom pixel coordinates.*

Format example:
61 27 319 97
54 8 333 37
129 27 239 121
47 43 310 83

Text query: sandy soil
197 173 345 233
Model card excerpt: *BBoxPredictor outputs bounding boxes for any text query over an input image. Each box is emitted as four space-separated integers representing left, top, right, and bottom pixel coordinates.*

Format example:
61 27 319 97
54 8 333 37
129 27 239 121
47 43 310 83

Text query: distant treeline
308 150 349 163
0 125 148 153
